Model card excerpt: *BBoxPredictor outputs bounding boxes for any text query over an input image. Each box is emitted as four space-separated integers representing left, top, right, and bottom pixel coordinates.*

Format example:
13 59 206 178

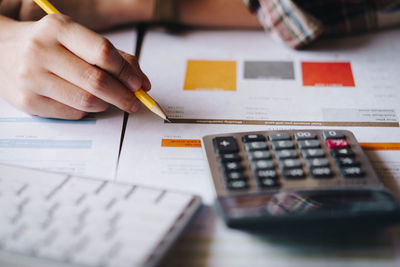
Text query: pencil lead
165 117 172 123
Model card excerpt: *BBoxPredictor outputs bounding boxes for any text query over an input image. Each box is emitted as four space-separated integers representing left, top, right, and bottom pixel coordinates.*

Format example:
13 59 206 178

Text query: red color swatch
302 62 355 87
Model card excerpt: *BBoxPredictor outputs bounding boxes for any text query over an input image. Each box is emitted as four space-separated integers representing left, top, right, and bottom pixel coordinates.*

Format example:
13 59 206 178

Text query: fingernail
130 101 141 113
128 75 142 91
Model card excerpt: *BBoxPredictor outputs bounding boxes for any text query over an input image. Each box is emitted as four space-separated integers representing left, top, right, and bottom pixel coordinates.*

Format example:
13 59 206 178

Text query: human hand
0 14 150 120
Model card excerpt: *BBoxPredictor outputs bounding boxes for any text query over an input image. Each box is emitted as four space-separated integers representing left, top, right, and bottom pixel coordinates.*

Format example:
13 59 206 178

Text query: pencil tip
165 117 172 123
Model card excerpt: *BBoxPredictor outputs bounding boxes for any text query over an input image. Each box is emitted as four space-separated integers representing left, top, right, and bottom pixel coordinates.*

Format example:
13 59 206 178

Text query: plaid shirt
244 0 400 48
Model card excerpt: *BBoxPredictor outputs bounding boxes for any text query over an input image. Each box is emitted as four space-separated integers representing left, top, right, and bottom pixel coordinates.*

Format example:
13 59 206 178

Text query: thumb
118 50 151 92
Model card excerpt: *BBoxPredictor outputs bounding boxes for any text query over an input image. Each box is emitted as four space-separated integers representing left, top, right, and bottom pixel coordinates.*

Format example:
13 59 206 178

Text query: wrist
0 16 26 39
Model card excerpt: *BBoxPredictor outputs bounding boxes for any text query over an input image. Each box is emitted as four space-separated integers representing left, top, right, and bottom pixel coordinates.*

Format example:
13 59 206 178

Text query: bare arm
178 0 261 28
10 0 261 30
96 0 261 29
0 0 22 19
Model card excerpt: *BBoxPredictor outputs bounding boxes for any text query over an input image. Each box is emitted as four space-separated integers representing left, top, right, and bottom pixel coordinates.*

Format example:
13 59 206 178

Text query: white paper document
117 28 400 203
0 28 137 179
135 30 399 127
117 28 400 266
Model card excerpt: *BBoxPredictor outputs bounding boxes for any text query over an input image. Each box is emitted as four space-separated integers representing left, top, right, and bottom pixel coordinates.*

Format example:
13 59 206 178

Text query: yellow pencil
33 0 170 122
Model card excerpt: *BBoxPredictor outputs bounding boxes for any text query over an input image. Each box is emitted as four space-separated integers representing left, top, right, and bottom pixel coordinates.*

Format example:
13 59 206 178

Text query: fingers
56 18 145 92
13 14 150 120
119 50 151 91
47 45 141 113
36 73 110 113
15 92 87 120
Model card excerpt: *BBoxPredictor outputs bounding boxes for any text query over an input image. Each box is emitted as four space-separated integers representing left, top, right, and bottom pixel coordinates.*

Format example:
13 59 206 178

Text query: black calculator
202 130 400 230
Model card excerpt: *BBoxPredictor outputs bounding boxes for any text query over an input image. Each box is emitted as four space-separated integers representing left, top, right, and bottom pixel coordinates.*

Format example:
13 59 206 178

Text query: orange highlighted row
360 143 400 151
161 139 202 148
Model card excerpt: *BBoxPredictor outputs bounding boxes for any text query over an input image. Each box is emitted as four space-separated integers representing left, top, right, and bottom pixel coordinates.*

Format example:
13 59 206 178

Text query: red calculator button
326 139 349 149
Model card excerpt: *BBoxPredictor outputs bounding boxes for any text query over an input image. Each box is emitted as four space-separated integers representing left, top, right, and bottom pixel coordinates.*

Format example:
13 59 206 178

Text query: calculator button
213 137 238 154
256 169 278 180
245 142 268 151
251 160 275 171
294 132 317 140
219 153 241 163
326 139 349 149
331 148 355 158
259 178 281 188
271 141 294 150
225 172 247 181
297 140 321 149
223 162 244 172
268 133 291 141
340 167 364 178
336 157 360 167
306 158 329 168
323 131 345 140
247 151 271 161
310 167 333 178
274 150 298 160
283 168 306 179
227 180 248 190
301 149 325 159
279 159 302 170
242 134 266 143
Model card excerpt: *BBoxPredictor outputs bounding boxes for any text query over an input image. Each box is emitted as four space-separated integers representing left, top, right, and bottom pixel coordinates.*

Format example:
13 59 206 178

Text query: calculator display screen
220 189 398 218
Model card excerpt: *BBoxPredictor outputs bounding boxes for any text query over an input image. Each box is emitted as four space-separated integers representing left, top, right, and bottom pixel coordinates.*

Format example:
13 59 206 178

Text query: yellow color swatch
184 60 237 91
360 143 400 151
161 139 202 148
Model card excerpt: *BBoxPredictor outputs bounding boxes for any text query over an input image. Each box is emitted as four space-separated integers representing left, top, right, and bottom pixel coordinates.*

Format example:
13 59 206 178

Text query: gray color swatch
244 61 295 80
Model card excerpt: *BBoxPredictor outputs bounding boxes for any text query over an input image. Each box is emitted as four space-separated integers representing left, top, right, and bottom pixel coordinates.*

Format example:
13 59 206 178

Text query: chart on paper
168 56 398 126
117 29 400 202
139 29 400 127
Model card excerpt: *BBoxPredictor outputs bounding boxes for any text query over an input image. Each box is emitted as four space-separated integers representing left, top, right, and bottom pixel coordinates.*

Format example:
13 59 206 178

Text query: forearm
94 0 154 29
5 0 260 30
3 0 151 31
95 0 260 29
178 0 261 28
